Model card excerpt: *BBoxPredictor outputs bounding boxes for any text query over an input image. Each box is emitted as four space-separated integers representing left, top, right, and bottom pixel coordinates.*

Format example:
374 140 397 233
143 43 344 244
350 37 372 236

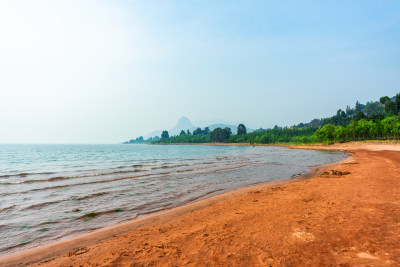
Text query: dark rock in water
72 209 81 212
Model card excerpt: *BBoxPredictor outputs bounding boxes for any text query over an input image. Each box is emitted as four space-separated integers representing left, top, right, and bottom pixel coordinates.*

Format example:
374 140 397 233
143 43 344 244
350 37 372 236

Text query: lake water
0 144 347 256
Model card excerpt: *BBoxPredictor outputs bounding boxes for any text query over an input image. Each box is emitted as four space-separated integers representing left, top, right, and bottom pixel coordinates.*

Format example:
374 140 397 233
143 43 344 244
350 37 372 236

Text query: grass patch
39 228 48 232
115 209 124 213
19 225 30 229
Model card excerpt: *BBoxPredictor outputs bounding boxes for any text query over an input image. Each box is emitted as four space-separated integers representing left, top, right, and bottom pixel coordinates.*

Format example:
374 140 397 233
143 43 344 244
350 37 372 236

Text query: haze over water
0 144 347 256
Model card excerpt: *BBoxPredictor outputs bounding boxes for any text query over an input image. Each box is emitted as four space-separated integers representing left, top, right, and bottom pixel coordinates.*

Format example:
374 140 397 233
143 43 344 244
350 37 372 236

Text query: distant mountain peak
170 116 195 134
177 116 192 125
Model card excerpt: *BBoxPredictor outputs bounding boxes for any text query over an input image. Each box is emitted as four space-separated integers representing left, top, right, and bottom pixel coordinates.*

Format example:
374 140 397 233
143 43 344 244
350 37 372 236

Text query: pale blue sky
0 0 399 143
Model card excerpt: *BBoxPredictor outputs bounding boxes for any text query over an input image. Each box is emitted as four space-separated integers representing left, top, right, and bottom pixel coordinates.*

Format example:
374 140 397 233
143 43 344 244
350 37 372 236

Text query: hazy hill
169 117 197 135
144 117 196 139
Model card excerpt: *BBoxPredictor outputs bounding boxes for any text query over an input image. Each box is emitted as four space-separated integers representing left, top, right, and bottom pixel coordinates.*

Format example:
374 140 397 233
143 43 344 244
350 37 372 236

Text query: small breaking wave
0 164 197 186
0 172 56 179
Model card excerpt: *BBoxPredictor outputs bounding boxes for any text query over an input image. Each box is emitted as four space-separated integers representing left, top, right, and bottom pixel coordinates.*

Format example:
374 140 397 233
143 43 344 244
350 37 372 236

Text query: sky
0 0 399 144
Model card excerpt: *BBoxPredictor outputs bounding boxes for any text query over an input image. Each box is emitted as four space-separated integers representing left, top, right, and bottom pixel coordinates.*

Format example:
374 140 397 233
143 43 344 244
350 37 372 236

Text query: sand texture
1 142 400 266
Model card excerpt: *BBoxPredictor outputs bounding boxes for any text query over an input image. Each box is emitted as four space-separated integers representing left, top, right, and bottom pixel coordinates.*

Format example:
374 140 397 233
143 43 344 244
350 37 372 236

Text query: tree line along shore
127 93 400 145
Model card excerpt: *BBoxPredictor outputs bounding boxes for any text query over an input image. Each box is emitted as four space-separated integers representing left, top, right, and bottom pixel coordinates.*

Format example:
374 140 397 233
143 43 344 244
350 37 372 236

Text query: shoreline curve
0 146 348 266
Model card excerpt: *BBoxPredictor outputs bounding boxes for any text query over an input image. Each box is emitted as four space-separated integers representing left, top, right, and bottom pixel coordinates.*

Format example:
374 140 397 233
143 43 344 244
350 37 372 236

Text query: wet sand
1 142 400 266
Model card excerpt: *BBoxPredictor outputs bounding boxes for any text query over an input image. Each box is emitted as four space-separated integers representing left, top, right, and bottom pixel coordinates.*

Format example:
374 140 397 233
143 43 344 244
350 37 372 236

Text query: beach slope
1 142 400 266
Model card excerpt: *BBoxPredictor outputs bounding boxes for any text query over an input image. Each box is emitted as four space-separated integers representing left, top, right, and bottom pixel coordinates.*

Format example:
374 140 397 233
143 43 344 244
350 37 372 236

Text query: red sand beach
1 142 400 266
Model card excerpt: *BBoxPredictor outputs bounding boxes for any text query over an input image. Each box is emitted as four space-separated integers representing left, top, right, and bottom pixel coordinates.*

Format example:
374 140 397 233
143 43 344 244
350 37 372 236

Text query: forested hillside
152 93 400 144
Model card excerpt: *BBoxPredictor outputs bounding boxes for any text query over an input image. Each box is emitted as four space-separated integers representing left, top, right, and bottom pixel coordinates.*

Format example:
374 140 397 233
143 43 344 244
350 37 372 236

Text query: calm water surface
0 144 347 256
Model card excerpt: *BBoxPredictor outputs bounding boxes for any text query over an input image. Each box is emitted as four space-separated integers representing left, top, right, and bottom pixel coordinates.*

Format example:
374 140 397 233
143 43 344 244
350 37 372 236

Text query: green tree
315 124 336 141
180 130 186 136
355 101 363 113
225 127 232 136
237 124 247 135
380 96 390 105
193 127 202 135
347 120 357 140
385 100 398 115
367 120 374 139
395 121 400 139
373 120 383 139
210 127 231 142
364 101 386 117
259 135 271 144
355 119 372 140
395 93 400 112
346 105 355 116
161 130 169 139
382 116 398 138
354 111 366 121
334 126 347 142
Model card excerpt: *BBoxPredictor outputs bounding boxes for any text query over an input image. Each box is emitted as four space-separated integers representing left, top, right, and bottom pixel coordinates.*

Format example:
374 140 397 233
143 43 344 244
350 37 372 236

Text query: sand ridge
1 142 400 266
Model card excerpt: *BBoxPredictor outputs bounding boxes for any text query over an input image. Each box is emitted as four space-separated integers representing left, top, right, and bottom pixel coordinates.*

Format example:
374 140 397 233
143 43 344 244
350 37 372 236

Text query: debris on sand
322 169 350 176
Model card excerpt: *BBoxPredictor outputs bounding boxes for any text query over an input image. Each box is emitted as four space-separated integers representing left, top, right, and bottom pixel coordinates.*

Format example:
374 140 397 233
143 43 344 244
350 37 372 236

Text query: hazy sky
1 1 399 143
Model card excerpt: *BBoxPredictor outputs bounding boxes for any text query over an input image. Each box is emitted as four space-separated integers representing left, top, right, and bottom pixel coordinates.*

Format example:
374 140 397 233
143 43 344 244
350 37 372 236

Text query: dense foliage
153 133 211 144
315 116 400 142
123 136 159 144
237 124 247 135
229 127 318 144
161 130 169 139
146 93 400 145
210 127 232 142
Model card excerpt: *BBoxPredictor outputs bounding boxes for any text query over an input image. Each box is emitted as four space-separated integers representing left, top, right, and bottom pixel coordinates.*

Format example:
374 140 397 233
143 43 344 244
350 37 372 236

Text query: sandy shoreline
1 142 400 266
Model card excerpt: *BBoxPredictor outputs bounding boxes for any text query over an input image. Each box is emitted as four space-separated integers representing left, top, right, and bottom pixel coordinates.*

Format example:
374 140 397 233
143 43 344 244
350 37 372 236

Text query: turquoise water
0 144 347 256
